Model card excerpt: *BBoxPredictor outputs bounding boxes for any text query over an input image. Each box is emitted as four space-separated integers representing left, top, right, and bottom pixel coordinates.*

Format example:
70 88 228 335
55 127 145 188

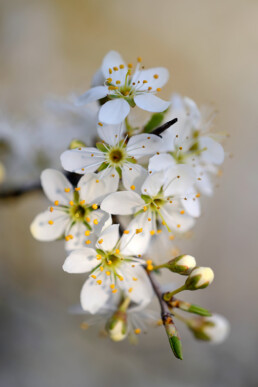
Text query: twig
0 182 41 199
152 118 178 137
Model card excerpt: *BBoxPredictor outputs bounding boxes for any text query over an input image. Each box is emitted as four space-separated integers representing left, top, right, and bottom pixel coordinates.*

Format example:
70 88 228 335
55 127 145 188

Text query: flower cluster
31 51 229 358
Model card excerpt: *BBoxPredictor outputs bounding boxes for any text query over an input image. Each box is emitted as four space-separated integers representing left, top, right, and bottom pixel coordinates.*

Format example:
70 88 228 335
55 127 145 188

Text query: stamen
106 271 111 276
54 200 59 206
98 239 103 244
196 193 201 198
92 203 98 210
119 64 124 69
130 185 135 190
75 187 80 191
136 228 143 234
128 63 133 68
150 230 155 235
86 216 91 222
137 57 142 62
48 220 54 225
109 68 112 74
69 201 74 206
143 206 147 212
115 249 120 254
110 284 115 289
85 230 90 236
96 280 102 285
123 230 130 234
113 66 118 71
112 289 118 293
80 200 85 205
50 207 53 212
134 328 141 335
96 254 102 260
93 219 98 225
91 275 96 279
128 287 133 293
156 88 161 92
64 188 70 193
153 74 159 79
132 277 138 281
180 210 185 214
85 240 91 245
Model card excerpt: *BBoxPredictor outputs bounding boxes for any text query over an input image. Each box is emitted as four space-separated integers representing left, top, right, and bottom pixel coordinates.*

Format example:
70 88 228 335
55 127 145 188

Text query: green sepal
191 330 211 341
188 305 212 317
141 194 151 203
125 97 136 107
98 162 109 172
143 111 167 133
169 336 183 360
73 190 80 203
83 220 92 231
96 142 108 152
96 248 105 256
115 167 122 178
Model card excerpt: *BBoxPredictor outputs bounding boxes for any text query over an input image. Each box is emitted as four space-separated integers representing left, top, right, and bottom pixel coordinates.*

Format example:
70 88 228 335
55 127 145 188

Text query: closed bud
69 139 86 149
188 314 230 344
163 313 183 360
166 255 196 275
185 266 214 290
106 311 128 342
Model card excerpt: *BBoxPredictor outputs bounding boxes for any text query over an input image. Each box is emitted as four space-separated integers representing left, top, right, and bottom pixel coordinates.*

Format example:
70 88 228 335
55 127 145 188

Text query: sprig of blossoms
30 50 229 360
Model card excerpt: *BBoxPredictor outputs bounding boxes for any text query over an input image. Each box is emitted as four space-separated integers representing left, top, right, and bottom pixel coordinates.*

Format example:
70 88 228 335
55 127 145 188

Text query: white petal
101 191 144 215
91 68 105 87
148 153 176 173
63 248 98 273
199 137 224 165
161 205 195 232
184 97 201 128
78 172 118 204
134 94 170 113
97 123 125 146
80 277 110 314
141 171 165 197
163 165 195 197
30 210 69 241
99 99 130 124
60 148 105 174
132 67 169 89
181 194 201 218
74 86 107 106
119 212 152 256
121 265 154 305
122 164 147 194
194 166 213 196
65 222 86 251
41 169 73 204
160 111 192 152
126 133 162 159
101 50 127 79
96 224 120 251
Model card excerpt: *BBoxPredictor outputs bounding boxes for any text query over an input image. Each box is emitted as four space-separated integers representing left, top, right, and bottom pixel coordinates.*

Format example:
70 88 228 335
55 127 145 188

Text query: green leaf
169 336 183 360
98 162 109 172
143 112 166 133
188 305 212 317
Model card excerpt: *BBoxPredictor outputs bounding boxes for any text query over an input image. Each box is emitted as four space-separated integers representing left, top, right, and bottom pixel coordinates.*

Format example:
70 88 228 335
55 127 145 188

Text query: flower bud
163 312 183 360
188 314 230 344
69 139 86 149
106 311 128 342
166 255 196 275
185 266 214 290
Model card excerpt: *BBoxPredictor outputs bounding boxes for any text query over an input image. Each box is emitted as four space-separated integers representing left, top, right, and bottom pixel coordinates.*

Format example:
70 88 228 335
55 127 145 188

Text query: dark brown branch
152 118 178 137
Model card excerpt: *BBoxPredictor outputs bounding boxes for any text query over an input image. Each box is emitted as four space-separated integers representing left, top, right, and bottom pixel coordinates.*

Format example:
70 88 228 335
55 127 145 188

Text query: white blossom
74 51 170 124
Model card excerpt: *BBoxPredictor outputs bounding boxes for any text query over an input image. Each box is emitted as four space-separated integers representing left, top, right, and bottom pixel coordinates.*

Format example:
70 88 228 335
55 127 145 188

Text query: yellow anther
153 74 159 79
65 236 70 241
110 284 115 289
64 188 70 193
96 280 102 285
109 68 112 74
98 122 103 126
179 146 183 150
143 80 148 84
119 64 124 69
96 179 99 183
142 145 145 148
132 277 138 281
146 260 152 265
196 193 201 198
91 153 94 157
147 264 154 271
177 224 181 228
113 66 118 71
69 201 74 206
128 63 133 68
108 85 118 90
100 266 104 271
68 234 73 239
93 219 98 225
115 249 120 254
137 56 142 62
136 228 143 234
180 210 185 215
150 230 155 235
156 88 161 92
112 289 118 293
123 230 130 234
134 328 141 334
85 230 90 236
162 221 166 226
130 185 135 190
143 206 147 212
86 216 91 222
85 240 91 245
80 200 85 205
48 220 54 225
92 203 98 210
128 287 133 293
157 229 162 234
148 86 152 91
91 274 96 279
169 235 175 240
148 218 151 222
106 271 111 276
107 260 112 265
98 239 103 244
116 80 121 84
75 187 81 192
54 200 59 206
50 207 54 212
81 168 85 171
106 78 112 83
119 276 124 281
131 264 135 267
96 254 102 260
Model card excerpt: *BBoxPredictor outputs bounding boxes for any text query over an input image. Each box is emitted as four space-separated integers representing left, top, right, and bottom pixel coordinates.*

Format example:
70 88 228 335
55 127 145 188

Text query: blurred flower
185 266 214 290
75 51 170 124
188 314 230 344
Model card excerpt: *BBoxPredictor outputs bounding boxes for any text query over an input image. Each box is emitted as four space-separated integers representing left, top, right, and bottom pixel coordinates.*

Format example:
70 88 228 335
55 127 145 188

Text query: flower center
70 204 88 221
107 147 127 167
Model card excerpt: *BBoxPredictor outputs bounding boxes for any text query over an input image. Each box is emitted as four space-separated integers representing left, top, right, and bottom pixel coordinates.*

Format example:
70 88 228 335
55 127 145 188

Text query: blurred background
0 0 258 386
